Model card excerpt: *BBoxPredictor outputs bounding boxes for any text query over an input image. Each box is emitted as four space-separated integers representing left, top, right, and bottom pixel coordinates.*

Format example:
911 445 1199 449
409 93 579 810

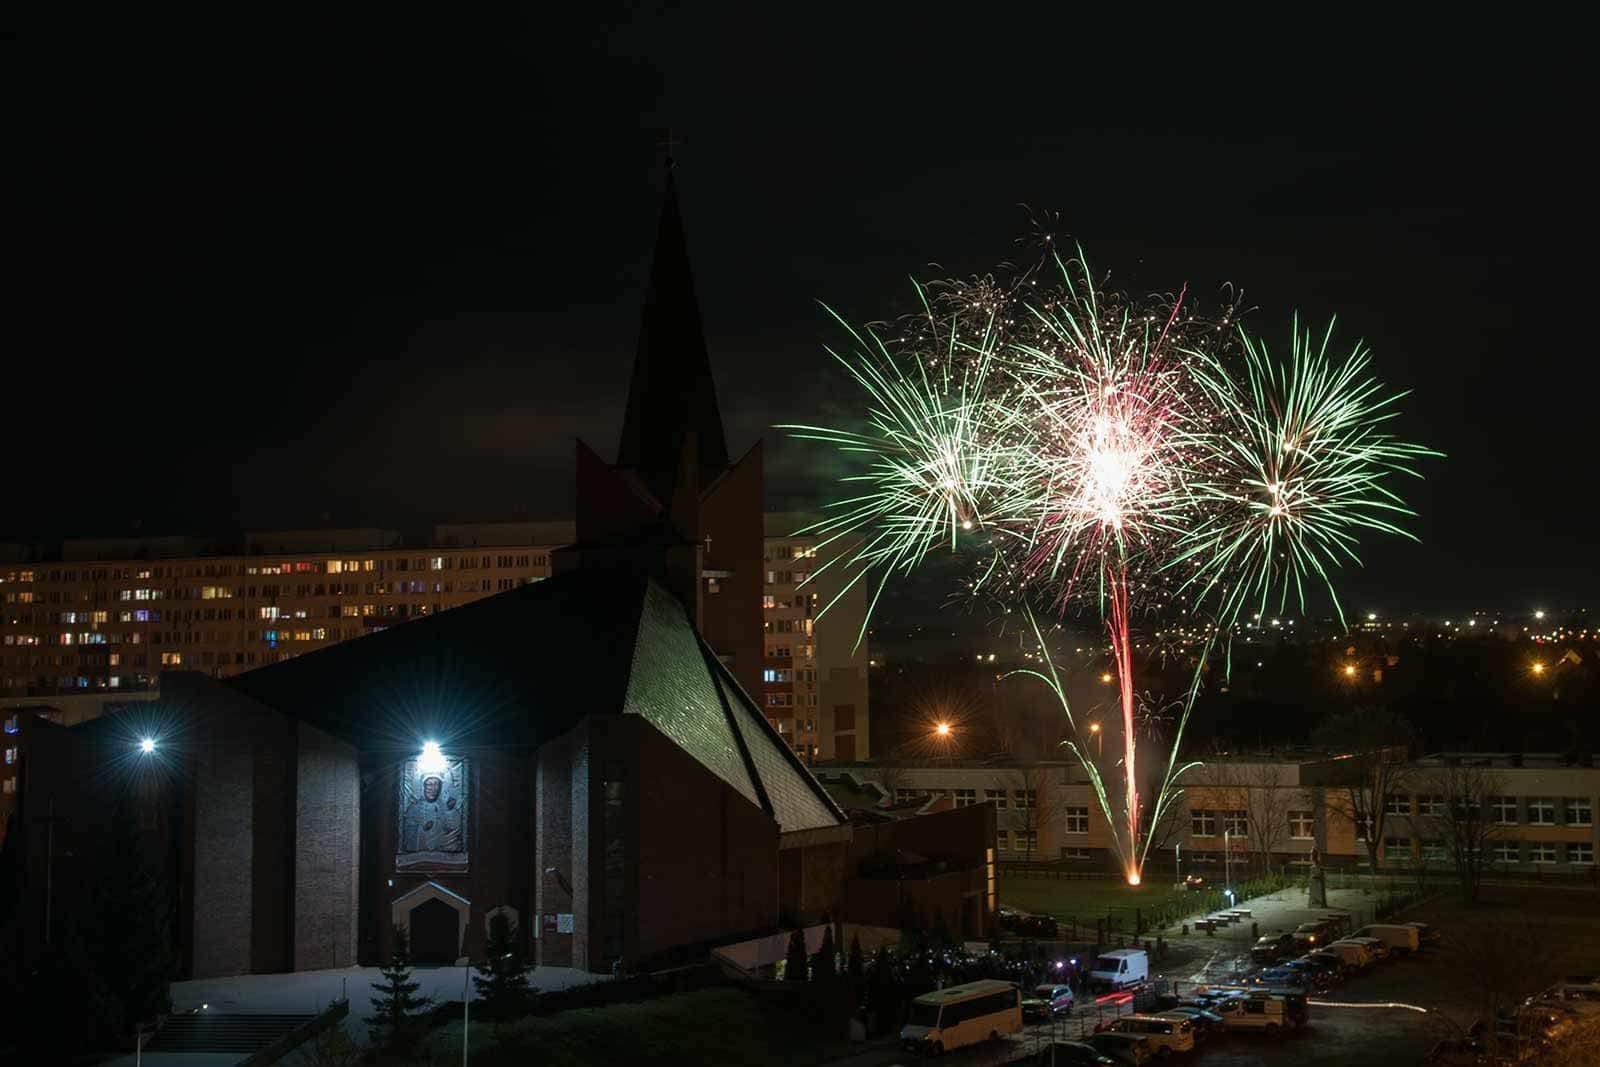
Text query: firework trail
789 248 1437 882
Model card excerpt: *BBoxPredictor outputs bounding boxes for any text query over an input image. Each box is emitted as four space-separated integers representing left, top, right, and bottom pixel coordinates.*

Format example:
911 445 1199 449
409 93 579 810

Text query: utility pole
1223 829 1231 891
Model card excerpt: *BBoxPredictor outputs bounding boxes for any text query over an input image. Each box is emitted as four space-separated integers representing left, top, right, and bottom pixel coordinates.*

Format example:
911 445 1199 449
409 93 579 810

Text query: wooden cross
659 127 684 171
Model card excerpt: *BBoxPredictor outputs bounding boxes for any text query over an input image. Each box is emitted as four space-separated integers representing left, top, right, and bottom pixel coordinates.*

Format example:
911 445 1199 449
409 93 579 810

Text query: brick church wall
293 720 360 969
630 715 778 965
535 728 575 967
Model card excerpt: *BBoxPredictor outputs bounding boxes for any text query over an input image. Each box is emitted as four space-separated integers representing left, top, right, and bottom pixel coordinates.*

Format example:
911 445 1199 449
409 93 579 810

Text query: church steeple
616 171 731 506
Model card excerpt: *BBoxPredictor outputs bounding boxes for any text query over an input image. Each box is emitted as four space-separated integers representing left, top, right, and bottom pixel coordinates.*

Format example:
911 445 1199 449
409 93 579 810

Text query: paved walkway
1151 883 1381 983
104 964 607 1066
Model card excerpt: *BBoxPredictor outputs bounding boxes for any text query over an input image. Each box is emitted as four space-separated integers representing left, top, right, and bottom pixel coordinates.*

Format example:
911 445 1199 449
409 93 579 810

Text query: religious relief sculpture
397 756 469 870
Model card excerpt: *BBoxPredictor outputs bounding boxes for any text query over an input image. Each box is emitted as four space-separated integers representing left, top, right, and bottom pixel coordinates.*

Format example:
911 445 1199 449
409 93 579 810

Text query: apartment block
761 513 870 762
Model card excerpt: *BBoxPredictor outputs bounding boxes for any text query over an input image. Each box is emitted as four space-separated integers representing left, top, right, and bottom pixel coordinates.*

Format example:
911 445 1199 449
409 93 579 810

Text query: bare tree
1242 763 1291 875
1420 761 1506 903
996 764 1059 862
1312 707 1414 870
1185 762 1290 877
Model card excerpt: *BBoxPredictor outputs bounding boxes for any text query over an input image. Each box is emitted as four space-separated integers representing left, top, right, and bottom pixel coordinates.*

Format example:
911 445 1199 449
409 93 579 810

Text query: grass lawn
999 874 1191 928
415 987 849 1067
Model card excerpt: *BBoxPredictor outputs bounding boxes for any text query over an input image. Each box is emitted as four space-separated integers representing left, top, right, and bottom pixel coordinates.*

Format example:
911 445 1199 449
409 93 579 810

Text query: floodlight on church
139 737 157 754
418 740 446 774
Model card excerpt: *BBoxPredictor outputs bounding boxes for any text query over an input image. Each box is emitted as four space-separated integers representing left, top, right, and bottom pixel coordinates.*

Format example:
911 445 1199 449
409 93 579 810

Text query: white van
1322 940 1374 968
1354 923 1421 954
1108 1013 1197 1054
900 979 1022 1056
1090 948 1149 991
1211 995 1292 1034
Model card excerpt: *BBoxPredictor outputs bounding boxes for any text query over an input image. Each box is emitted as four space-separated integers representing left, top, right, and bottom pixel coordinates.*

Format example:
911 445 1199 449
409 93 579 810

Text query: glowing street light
139 737 157 754
1535 610 1546 621
418 739 446 773
1531 661 1546 676
934 722 951 738
1088 721 1103 758
1100 671 1114 684
1342 664 1357 679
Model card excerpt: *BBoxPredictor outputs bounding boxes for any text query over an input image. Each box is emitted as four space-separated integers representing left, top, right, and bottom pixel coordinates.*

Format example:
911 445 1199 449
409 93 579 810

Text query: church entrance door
410 898 459 964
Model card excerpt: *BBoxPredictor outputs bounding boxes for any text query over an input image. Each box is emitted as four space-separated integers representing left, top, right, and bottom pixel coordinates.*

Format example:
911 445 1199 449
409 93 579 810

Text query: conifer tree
847 933 865 977
812 924 837 981
368 926 433 1046
472 910 531 1018
784 928 809 981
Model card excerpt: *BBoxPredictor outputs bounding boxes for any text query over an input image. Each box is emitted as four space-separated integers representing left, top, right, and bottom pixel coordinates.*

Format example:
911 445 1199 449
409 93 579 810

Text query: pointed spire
616 171 731 505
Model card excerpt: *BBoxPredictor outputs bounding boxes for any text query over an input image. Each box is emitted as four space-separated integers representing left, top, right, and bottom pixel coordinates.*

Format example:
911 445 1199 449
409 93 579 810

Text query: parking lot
839 883 1600 1066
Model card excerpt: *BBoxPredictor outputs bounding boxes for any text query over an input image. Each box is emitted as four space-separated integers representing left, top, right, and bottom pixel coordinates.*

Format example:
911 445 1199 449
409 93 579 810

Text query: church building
4 174 853 979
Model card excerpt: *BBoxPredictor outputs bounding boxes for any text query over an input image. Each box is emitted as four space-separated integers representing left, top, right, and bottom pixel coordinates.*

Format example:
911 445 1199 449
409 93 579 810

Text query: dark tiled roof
225 567 842 833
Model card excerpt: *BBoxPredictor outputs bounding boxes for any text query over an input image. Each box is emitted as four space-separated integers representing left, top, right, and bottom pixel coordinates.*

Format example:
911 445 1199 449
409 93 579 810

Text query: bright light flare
1342 664 1357 678
934 722 952 737
418 740 446 773
1126 871 1142 886
139 737 157 754
1531 661 1546 676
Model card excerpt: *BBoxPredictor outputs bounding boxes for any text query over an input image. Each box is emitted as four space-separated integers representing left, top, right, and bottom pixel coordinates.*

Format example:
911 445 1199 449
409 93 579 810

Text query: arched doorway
410 898 460 964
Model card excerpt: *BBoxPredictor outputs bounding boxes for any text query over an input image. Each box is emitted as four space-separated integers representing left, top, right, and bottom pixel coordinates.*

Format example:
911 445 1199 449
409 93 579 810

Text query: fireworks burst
790 247 1438 881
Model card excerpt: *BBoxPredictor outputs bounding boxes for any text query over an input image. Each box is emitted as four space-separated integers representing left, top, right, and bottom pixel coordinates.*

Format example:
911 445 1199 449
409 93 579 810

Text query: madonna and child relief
397 756 469 870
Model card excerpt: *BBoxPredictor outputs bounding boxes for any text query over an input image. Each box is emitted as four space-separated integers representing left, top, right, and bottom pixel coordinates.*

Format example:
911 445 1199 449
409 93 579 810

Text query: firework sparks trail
787 247 1438 882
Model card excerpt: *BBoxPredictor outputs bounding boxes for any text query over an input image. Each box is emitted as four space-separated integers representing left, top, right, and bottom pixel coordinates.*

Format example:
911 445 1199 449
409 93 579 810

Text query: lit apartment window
430 557 444 571
1191 810 1216 837
160 652 182 666
1490 796 1518 825
762 669 777 683
1065 806 1089 834
1527 797 1556 826
259 607 280 620
2 779 13 794
4 748 15 765
1529 842 1558 865
1570 843 1594 866
1566 797 1593 826
1492 841 1520 864
762 595 776 609
90 610 108 624
1288 811 1315 839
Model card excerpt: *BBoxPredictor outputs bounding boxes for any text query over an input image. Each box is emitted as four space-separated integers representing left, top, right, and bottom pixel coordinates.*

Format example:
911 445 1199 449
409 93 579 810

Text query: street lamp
1088 721 1102 759
139 737 157 754
934 722 951 738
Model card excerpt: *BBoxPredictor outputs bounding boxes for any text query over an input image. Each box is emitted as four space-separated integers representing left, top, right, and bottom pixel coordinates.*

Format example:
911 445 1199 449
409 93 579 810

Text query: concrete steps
144 1012 316 1054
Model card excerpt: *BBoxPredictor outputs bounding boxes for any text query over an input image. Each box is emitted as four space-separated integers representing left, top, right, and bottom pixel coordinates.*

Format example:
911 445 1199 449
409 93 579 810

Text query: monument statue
1307 844 1327 907
398 756 468 870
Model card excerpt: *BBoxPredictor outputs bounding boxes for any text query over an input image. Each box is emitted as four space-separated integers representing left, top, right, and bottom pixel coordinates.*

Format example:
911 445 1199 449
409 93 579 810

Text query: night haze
6 11 1585 618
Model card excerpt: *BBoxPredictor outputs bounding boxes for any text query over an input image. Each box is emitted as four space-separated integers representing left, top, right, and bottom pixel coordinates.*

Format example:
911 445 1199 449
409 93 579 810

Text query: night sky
7 11 1586 616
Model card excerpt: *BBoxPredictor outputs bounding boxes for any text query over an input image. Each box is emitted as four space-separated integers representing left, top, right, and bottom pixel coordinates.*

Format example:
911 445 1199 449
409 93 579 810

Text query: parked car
1107 1014 1196 1056
1306 948 1354 977
1158 1006 1224 1040
1292 921 1331 947
1183 874 1206 891
1022 984 1076 1022
1249 933 1297 964
1279 960 1335 993
1085 1031 1153 1065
